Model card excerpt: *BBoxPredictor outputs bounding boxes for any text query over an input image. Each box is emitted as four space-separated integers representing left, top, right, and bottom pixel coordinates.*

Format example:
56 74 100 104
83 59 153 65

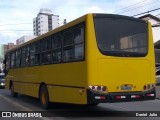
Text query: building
33 8 59 36
16 35 36 46
0 43 16 70
139 14 160 43
3 43 16 54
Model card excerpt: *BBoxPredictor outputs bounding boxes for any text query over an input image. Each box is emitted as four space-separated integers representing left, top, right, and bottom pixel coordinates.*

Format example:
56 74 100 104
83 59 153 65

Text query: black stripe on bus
13 81 85 89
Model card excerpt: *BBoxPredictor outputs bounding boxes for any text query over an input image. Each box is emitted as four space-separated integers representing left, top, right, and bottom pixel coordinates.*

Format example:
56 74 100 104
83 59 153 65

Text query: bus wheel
40 85 50 109
10 83 18 97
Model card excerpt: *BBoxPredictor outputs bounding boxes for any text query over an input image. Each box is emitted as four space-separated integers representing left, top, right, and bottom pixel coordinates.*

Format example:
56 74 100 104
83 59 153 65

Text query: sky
0 0 160 44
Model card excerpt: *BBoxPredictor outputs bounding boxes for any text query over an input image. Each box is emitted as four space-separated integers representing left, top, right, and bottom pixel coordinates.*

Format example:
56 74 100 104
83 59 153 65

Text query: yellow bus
4 13 156 109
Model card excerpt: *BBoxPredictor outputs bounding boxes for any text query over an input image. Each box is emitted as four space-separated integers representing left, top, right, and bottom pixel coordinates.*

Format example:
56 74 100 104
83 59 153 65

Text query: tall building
16 35 36 46
33 8 59 36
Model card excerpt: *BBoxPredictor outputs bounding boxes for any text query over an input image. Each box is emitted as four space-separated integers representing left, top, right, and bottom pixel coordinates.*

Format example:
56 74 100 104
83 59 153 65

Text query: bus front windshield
94 15 148 57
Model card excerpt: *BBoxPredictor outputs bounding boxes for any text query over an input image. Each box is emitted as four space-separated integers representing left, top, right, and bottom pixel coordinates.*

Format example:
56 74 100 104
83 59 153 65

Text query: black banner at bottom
0 111 160 117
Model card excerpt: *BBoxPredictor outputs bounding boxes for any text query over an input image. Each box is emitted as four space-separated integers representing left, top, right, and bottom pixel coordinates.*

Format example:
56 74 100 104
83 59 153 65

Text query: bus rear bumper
87 88 156 104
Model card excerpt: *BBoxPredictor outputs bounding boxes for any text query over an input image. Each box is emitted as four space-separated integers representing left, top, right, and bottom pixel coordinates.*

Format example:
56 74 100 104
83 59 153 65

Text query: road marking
0 94 52 120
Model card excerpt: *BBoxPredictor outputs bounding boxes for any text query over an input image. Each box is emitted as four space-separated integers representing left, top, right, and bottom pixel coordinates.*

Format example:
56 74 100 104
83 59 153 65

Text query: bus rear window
94 14 148 57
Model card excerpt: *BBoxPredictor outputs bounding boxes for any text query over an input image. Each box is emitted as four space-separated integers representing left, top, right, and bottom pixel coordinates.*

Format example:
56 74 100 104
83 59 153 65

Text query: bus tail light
131 95 140 98
95 96 106 100
102 86 106 91
143 84 155 91
89 85 108 93
91 86 95 90
116 96 126 99
146 94 155 97
97 86 101 91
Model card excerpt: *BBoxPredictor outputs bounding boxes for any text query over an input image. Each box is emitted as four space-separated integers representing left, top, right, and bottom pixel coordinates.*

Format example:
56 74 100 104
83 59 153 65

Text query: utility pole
63 19 67 25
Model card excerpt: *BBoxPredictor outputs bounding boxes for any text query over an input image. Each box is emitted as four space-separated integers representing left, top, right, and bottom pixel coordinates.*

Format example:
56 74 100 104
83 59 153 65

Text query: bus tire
10 83 18 97
39 85 50 109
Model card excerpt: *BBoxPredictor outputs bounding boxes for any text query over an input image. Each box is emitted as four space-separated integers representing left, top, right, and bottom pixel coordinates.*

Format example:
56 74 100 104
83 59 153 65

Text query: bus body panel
47 85 87 104
98 59 151 92
5 14 156 105
86 14 155 93
5 61 87 104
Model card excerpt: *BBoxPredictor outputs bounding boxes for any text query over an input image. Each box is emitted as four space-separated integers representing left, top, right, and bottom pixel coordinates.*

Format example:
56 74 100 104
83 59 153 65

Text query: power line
0 19 65 26
155 13 160 16
0 23 32 26
117 0 159 14
0 30 33 31
133 7 160 17
112 0 148 13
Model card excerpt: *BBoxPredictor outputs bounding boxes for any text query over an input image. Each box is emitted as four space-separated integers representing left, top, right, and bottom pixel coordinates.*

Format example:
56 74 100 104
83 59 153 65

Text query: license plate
121 85 132 90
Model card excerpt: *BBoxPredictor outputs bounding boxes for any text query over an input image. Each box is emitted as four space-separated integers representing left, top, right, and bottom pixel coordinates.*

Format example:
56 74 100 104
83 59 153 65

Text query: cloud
85 6 105 13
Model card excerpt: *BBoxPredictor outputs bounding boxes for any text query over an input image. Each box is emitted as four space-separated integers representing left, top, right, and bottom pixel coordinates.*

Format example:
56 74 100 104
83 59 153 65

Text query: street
0 86 160 120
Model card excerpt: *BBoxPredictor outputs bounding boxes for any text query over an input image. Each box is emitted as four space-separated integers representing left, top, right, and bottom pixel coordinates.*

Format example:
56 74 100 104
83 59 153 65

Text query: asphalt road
0 86 160 120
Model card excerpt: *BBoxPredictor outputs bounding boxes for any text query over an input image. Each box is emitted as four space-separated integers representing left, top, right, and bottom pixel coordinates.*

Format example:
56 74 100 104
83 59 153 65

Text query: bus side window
26 47 30 66
3 56 8 74
52 35 62 63
11 52 16 68
6 54 11 72
16 49 21 67
30 44 35 66
74 26 84 60
35 54 40 65
21 47 26 67
63 30 74 62
62 25 84 62
35 41 41 65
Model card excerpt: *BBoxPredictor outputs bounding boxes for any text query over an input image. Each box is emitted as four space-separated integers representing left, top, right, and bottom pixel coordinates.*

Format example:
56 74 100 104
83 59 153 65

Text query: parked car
0 73 5 88
156 66 160 85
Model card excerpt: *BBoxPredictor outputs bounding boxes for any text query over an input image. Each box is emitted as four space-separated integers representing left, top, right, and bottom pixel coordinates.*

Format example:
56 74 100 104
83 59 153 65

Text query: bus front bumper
87 88 156 104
